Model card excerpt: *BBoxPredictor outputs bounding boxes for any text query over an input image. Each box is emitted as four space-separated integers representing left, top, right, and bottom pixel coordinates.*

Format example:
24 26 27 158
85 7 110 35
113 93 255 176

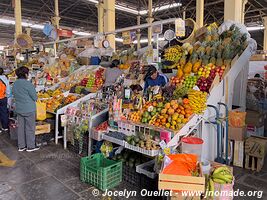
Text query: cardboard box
233 141 244 167
247 125 264 137
228 126 246 141
246 110 264 127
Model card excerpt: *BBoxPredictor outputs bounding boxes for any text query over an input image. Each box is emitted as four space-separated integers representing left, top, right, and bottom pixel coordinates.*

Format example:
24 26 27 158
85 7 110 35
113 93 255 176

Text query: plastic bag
162 154 198 176
228 111 246 127
36 101 47 121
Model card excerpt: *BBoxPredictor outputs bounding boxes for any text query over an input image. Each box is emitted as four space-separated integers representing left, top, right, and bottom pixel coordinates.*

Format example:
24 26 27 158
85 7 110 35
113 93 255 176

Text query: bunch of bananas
207 166 233 198
164 45 184 62
188 89 207 114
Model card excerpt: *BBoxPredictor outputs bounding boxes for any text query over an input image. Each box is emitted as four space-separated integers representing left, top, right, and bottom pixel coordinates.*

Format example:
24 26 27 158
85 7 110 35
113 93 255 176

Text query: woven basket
176 18 197 44
16 33 33 49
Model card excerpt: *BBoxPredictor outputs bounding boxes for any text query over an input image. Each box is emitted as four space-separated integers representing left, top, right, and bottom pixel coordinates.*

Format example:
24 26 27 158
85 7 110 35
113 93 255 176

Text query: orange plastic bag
162 154 198 176
229 111 246 127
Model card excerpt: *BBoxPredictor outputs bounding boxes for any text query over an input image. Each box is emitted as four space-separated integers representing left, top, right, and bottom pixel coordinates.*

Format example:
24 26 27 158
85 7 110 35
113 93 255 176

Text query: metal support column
241 0 248 24
264 16 267 51
14 0 22 37
182 9 186 20
146 0 153 46
53 0 61 57
196 0 204 28
224 0 243 23
104 0 115 50
97 0 104 33
137 15 141 50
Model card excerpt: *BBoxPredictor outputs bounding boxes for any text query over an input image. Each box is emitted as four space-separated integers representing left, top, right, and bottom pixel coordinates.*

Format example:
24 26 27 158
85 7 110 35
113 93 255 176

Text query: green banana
212 174 232 183
213 178 226 184
213 166 231 175
209 178 215 198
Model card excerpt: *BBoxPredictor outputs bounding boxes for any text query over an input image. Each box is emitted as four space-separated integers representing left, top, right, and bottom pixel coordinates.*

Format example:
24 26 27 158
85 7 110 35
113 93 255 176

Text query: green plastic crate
80 153 122 191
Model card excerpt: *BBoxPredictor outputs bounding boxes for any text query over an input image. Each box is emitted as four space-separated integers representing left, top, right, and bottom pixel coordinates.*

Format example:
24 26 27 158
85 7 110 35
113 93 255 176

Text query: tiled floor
0 132 266 200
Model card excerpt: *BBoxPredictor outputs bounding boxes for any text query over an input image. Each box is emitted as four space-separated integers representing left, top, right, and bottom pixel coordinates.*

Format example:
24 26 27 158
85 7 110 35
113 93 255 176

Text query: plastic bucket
181 137 203 160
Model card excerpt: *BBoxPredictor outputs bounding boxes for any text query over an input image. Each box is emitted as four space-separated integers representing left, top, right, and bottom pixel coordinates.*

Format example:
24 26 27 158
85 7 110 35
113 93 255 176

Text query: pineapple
222 44 232 68
209 57 216 65
202 55 210 66
179 55 187 67
190 52 199 65
205 46 212 56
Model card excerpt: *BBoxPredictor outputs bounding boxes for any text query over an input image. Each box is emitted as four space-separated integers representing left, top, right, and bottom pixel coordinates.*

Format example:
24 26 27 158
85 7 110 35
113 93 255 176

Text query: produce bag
162 154 198 176
228 111 246 127
36 101 47 121
213 182 234 200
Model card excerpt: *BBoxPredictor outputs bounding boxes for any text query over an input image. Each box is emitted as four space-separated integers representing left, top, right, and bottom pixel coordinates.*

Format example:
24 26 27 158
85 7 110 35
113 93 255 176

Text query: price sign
175 18 185 37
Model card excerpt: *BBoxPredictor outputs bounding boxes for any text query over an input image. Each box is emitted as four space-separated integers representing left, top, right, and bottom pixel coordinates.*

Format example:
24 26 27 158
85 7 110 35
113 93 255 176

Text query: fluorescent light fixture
86 0 181 15
115 38 123 42
246 25 265 31
72 31 91 36
0 46 5 50
0 17 91 36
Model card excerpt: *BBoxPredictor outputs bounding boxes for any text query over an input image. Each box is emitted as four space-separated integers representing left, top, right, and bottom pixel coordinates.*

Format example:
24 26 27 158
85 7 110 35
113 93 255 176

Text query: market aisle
0 131 266 200
0 133 142 200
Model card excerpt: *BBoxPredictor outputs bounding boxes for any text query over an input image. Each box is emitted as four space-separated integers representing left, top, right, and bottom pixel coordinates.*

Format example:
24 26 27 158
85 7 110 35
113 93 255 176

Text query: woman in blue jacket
13 66 39 152
144 65 169 92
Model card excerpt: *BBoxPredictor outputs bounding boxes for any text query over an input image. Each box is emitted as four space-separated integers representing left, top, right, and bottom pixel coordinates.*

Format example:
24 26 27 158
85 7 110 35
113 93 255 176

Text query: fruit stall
35 18 257 198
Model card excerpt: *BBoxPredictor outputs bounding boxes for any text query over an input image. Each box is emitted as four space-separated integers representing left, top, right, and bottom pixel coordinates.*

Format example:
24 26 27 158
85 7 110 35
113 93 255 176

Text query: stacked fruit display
188 89 208 114
184 75 198 89
170 76 184 86
95 121 108 132
140 99 193 131
43 94 79 112
125 134 160 151
38 89 63 99
128 111 141 123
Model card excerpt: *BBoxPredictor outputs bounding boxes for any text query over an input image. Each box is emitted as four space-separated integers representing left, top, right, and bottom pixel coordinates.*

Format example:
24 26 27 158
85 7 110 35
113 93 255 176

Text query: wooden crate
158 163 205 193
35 123 51 135
245 155 264 172
171 193 200 200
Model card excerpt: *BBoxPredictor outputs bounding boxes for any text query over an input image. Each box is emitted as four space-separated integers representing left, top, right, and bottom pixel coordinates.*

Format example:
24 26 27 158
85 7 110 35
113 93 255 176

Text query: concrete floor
0 132 266 200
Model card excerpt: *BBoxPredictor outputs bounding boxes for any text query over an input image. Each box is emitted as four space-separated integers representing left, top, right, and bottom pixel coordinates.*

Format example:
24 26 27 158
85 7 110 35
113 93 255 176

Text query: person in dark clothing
0 67 10 133
144 65 169 92
13 67 39 152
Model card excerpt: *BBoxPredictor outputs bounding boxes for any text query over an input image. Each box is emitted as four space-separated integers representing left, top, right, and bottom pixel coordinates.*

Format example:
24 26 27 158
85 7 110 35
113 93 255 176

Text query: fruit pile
140 99 193 131
43 94 78 112
184 75 198 89
125 135 160 151
170 76 184 86
38 89 62 99
128 111 141 123
95 121 108 132
188 89 208 114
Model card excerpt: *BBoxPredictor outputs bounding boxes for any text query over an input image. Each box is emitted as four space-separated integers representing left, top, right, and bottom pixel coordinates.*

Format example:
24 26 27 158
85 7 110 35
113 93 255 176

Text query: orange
172 104 179 110
155 122 160 127
161 118 167 123
168 108 175 115
182 118 188 123
153 102 157 107
165 103 171 109
185 114 191 118
170 100 177 106
181 110 186 115
161 109 167 114
177 109 181 113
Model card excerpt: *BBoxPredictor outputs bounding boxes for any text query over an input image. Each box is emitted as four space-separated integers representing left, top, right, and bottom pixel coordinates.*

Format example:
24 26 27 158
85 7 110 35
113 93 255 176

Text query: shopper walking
0 67 10 133
13 66 39 152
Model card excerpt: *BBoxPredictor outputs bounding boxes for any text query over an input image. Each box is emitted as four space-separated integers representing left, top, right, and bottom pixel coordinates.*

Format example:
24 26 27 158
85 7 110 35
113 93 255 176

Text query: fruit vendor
144 65 169 92
104 59 123 87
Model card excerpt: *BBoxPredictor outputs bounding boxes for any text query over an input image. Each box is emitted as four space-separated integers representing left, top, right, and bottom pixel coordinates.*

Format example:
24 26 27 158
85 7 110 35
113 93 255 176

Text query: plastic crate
123 165 141 188
102 134 125 146
80 153 122 191
91 128 104 141
68 132 89 157
140 174 158 192
136 160 157 179
125 142 159 157
118 121 136 136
